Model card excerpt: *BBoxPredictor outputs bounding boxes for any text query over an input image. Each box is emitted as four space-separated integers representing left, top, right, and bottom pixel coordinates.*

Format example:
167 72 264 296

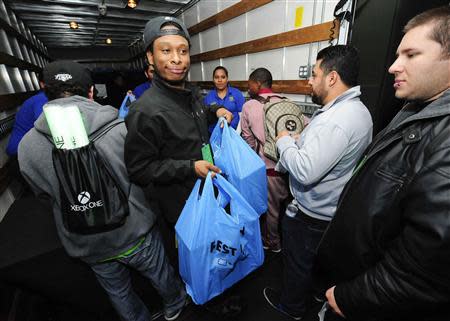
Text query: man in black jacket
313 6 450 321
124 17 232 261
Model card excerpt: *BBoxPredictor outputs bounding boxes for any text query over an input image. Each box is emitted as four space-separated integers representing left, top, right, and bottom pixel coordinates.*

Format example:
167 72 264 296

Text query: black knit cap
43 60 93 90
143 16 191 51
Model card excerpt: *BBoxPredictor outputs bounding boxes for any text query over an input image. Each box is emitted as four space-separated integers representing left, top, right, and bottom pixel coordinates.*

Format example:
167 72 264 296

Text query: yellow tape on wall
295 6 304 28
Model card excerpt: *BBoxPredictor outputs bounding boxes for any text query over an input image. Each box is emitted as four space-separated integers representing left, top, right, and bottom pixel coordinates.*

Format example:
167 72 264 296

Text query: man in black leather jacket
313 6 450 321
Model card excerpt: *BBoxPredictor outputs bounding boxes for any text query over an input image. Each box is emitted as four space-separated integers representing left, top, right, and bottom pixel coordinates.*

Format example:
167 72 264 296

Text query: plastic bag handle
202 172 237 221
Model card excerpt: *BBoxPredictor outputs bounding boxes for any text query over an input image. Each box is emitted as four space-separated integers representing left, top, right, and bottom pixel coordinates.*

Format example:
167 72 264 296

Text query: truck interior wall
178 0 343 103
350 0 449 134
0 0 49 222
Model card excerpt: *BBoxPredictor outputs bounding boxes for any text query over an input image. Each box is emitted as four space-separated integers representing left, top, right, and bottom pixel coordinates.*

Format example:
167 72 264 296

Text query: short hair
143 63 153 74
213 66 228 78
249 68 272 88
404 6 450 58
316 45 360 87
44 83 89 101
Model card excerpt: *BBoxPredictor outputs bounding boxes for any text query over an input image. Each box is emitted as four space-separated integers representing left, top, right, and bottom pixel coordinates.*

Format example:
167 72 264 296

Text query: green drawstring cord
98 236 146 263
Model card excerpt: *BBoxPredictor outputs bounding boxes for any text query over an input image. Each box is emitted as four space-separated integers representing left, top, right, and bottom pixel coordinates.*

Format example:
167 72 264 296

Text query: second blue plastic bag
175 173 264 305
118 91 136 119
210 118 268 215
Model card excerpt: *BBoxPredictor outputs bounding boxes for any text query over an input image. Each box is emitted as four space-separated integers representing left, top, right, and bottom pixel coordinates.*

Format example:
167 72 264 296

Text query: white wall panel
0 1 11 25
222 55 247 81
20 43 31 63
219 0 240 11
248 48 284 80
221 15 246 47
200 26 220 52
0 65 14 94
8 10 19 31
203 60 221 81
284 44 310 80
198 0 219 20
247 0 285 41
190 34 201 55
286 0 316 30
189 62 203 81
30 71 39 91
9 36 23 60
324 0 340 22
282 93 308 101
20 69 33 91
182 5 198 29
0 30 13 55
8 67 26 92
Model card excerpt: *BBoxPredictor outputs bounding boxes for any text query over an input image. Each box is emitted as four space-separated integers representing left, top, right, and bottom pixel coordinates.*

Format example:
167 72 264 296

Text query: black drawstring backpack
50 119 129 234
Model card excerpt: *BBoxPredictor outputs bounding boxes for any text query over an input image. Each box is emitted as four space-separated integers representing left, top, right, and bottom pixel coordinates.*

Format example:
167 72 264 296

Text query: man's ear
88 86 94 100
327 71 339 87
146 51 154 66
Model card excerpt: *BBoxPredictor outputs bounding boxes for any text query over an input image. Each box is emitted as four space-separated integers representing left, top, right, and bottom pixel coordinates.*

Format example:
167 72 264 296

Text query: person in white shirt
263 45 373 320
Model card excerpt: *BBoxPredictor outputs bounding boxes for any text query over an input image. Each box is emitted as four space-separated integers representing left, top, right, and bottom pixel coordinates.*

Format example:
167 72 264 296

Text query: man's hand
194 160 221 178
216 108 233 125
326 286 345 318
275 130 290 142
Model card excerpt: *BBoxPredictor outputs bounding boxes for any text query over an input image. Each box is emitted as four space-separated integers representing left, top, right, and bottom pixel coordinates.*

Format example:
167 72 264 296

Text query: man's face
388 23 450 102
308 60 328 106
247 80 260 98
146 31 190 87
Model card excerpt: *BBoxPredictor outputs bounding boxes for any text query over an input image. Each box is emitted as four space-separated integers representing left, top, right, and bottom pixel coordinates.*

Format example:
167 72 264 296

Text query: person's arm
240 102 256 150
230 88 246 129
329 143 450 320
276 123 349 185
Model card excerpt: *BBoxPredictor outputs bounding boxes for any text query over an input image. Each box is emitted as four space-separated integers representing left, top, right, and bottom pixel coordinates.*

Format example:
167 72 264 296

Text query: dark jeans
280 209 329 316
90 228 186 321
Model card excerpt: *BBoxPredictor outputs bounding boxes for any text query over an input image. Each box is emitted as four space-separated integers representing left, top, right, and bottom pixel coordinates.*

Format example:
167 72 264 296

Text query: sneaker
164 296 190 321
263 287 302 320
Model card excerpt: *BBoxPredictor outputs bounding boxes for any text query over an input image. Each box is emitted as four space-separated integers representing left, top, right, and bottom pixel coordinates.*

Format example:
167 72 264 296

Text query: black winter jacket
125 75 218 223
314 90 450 321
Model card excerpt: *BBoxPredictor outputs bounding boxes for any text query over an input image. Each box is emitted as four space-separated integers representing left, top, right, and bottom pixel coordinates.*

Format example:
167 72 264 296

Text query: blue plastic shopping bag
118 91 136 119
175 173 264 305
210 118 267 215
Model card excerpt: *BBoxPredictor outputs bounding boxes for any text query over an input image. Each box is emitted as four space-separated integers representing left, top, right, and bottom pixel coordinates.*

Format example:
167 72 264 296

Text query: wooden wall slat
0 91 38 112
191 20 338 64
0 17 51 61
188 0 273 36
191 80 311 95
0 52 42 72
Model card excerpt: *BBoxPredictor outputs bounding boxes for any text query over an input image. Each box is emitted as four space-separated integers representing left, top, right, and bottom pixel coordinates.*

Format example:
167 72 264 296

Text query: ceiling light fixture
106 38 112 44
69 21 79 29
127 0 139 9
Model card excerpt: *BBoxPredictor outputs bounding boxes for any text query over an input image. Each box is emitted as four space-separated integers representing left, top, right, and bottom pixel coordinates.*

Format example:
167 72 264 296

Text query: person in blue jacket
133 63 154 99
6 73 48 156
204 66 245 133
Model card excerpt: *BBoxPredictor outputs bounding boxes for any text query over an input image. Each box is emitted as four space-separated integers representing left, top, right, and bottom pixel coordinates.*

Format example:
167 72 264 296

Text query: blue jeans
280 207 329 316
90 228 186 321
